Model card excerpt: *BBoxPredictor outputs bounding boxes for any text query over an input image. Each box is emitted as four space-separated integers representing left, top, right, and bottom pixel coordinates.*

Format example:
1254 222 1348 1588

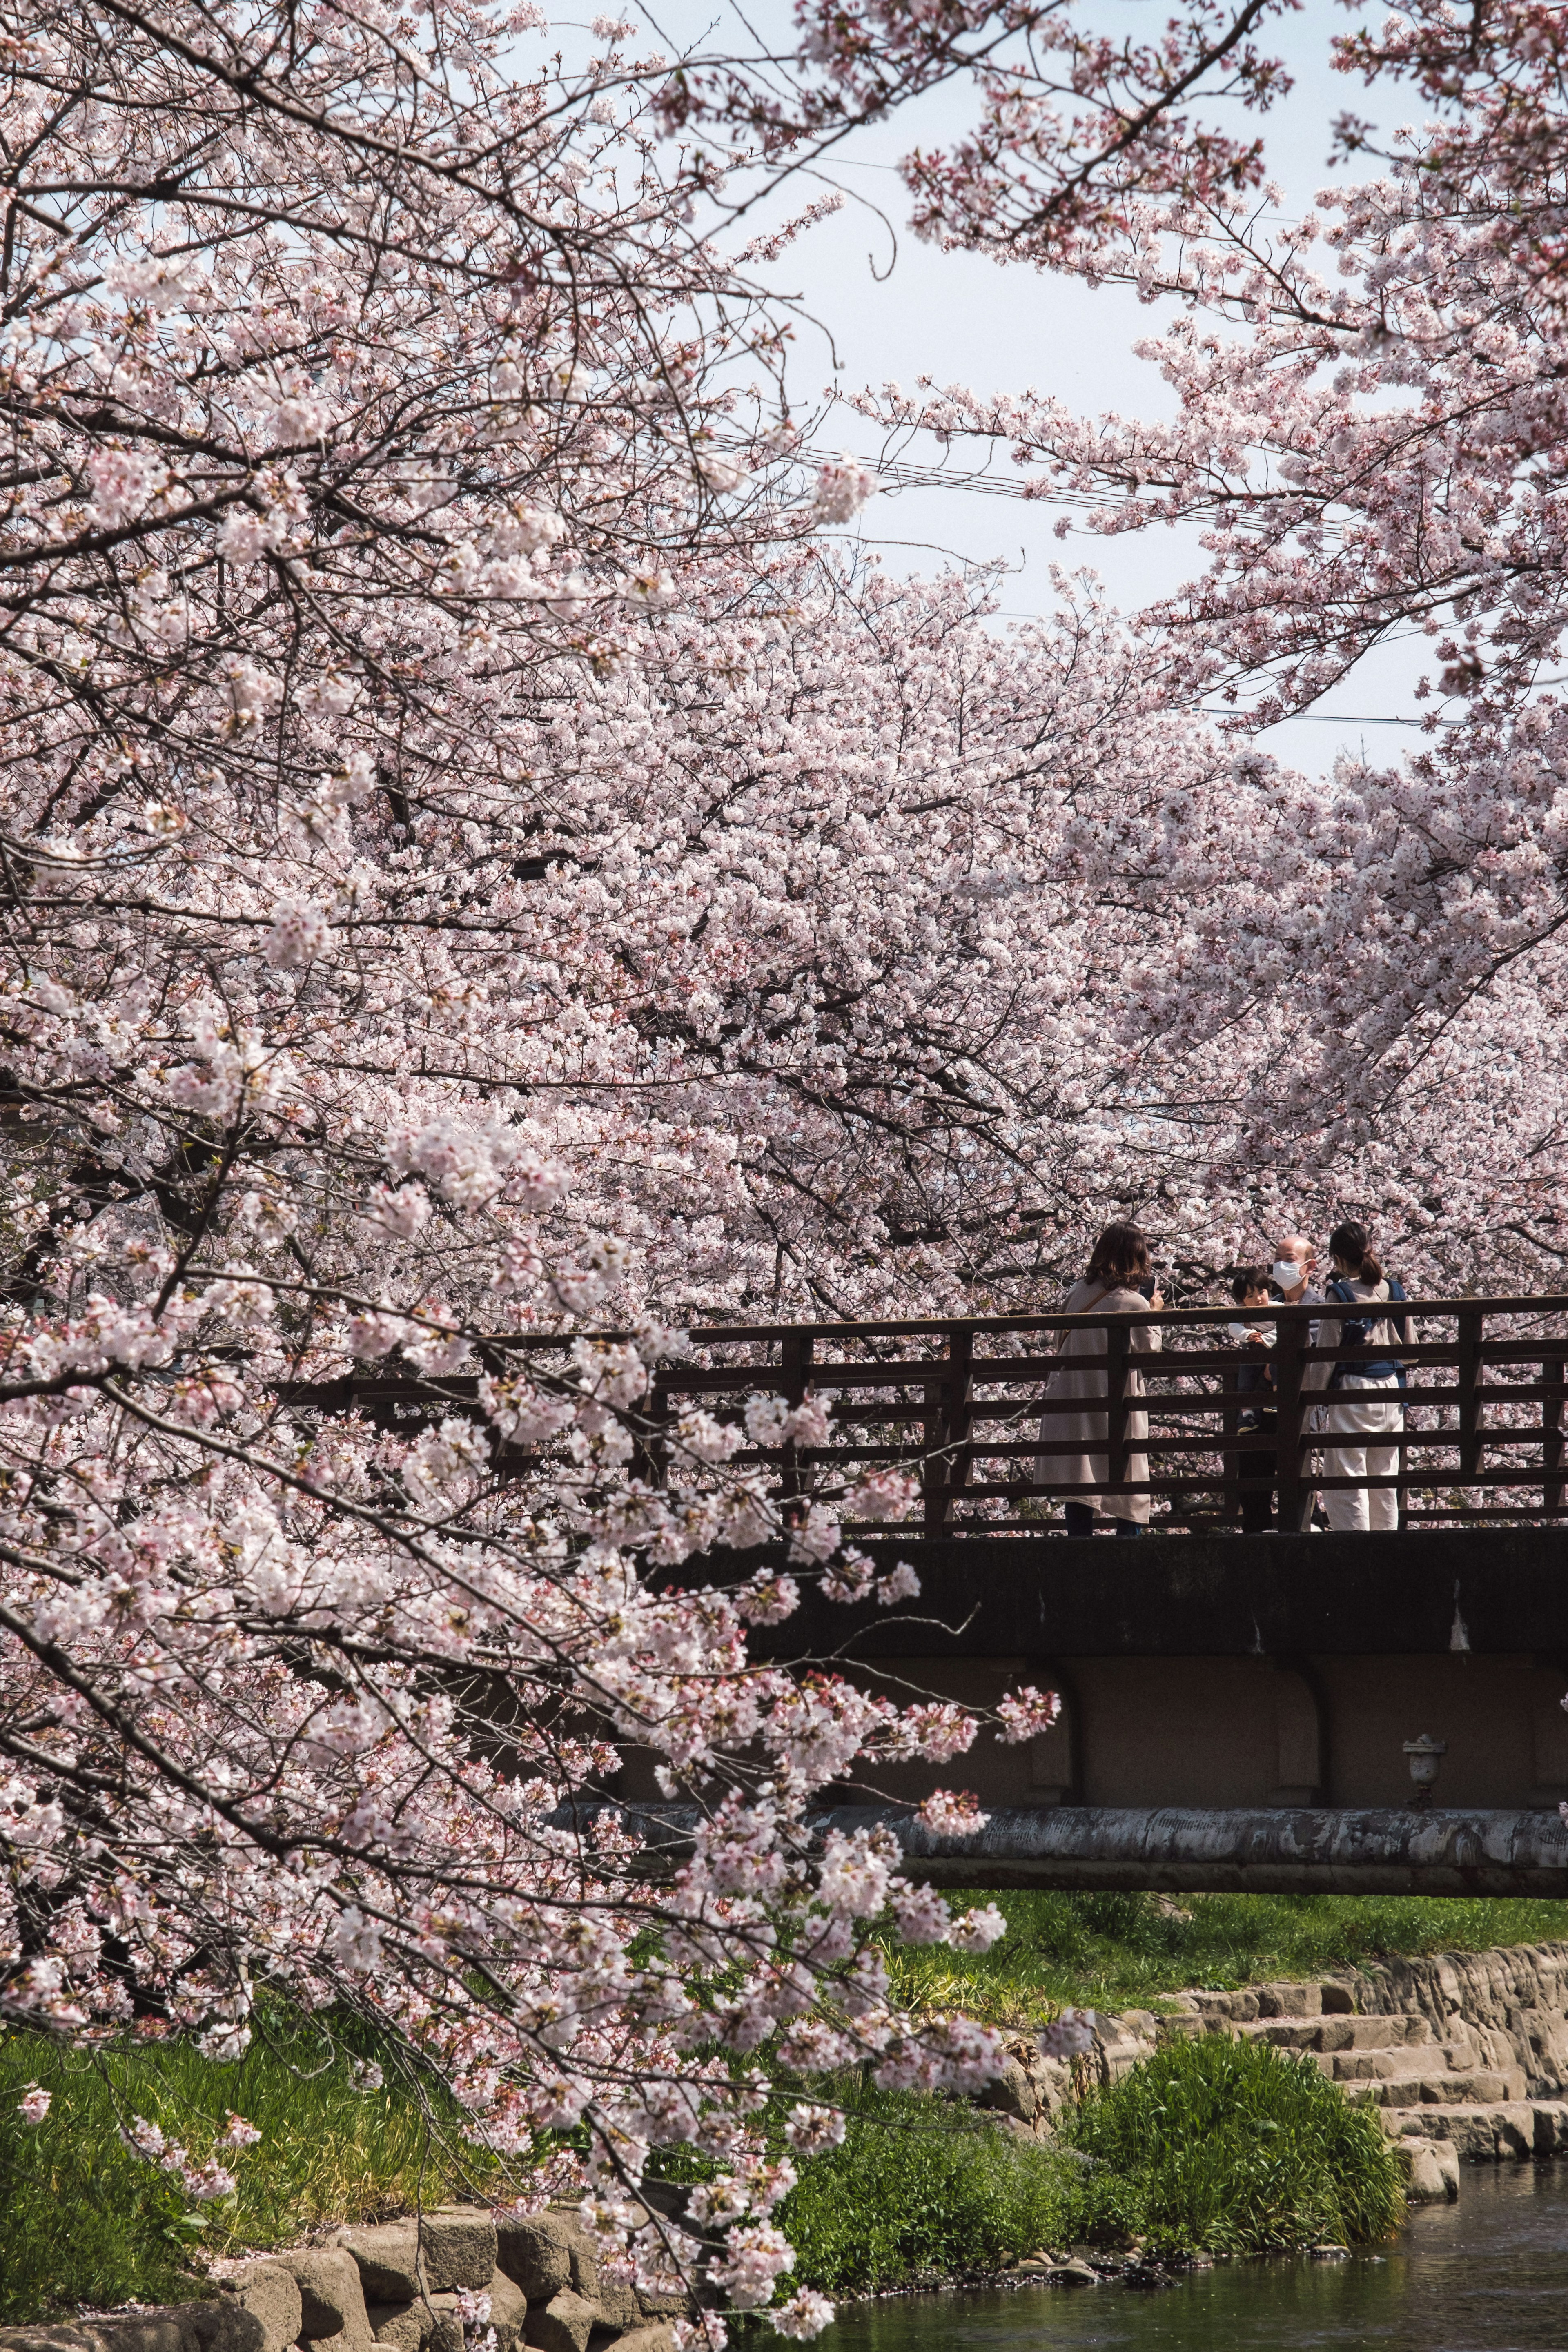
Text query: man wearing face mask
1271 1234 1323 1310
1271 1233 1325 1529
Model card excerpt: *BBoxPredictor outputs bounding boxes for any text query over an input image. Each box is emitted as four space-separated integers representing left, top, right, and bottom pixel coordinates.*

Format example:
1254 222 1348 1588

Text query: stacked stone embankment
0 2206 685 2352
978 1938 1568 2207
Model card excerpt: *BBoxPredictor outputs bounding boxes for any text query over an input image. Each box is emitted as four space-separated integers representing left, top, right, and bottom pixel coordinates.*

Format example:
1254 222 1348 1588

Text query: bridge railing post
1274 1312 1307 1533
779 1329 813 1518
1545 1356 1566 1515
1105 1319 1131 1508
922 1367 942 1527
1457 1306 1483 1490
924 1327 973 1530
1222 1390 1241 1527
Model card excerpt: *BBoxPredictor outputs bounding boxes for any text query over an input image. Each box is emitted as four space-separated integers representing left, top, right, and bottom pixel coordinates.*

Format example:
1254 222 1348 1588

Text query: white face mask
1271 1259 1303 1290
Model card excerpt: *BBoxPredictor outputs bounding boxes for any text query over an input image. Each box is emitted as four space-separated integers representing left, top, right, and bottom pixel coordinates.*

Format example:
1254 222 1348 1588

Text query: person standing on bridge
1271 1231 1326 1530
1304 1221 1410 1532
1038 1223 1164 1537
1270 1232 1323 1311
1230 1266 1278 1533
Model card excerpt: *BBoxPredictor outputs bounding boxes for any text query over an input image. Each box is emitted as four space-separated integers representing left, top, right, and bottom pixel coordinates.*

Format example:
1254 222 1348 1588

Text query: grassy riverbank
3 1892 1555 2320
880 1890 1568 2027
776 2035 1405 2291
0 2012 490 2323
1055 2033 1405 2256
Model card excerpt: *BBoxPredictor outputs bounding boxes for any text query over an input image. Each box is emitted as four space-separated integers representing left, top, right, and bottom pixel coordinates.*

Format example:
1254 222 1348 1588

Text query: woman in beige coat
1036 1223 1164 1535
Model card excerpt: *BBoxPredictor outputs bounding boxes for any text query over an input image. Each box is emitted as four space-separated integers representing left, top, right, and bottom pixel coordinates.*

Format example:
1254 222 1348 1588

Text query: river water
814 2164 1568 2352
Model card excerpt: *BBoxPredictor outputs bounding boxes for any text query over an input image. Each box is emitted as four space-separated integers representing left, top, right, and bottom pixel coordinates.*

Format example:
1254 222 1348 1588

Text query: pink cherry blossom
918 1791 990 1837
772 2292 836 2341
889 1885 955 1946
784 2103 848 2154
949 1904 1007 1953
1039 2007 1098 2060
811 459 877 525
995 1687 1063 1744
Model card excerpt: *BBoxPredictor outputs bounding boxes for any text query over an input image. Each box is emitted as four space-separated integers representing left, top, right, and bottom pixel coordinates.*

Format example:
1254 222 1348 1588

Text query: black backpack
1326 1276 1409 1387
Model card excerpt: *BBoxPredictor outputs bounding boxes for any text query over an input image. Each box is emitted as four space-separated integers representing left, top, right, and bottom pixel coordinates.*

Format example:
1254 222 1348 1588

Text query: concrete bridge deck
736 1526 1568 1817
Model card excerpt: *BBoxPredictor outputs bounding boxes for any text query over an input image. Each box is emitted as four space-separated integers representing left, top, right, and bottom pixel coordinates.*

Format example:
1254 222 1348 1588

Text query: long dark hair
1328 1219 1383 1283
1086 1223 1152 1288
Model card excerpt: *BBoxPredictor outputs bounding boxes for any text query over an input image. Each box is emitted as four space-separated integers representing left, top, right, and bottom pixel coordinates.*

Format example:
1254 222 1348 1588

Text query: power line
1202 710 1451 728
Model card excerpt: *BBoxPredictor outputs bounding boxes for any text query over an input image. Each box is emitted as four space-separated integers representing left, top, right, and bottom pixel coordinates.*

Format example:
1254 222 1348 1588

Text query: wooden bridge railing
636 1297 1568 1533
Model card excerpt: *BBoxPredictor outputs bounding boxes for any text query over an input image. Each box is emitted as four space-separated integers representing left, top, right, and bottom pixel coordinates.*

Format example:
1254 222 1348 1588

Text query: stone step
1392 2102 1568 2160
1178 1981 1355 2023
1355 2067 1529 2108
1325 2040 1479 2085
1237 2013 1437 2056
1320 2014 1435 2052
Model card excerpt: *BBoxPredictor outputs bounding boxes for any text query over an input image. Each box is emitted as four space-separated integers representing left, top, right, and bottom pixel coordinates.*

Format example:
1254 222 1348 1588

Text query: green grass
0 2010 497 2324
775 2085 1075 2294
1058 2032 1407 2256
775 2032 1406 2295
880 1890 1568 2027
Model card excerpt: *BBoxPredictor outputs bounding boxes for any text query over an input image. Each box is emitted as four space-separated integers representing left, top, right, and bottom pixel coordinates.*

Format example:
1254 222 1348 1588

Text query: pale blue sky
742 4 1434 779
557 1 1446 775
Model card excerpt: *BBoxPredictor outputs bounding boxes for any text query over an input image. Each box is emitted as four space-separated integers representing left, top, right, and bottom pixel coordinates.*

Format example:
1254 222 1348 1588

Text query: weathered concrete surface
809 1804 1568 1894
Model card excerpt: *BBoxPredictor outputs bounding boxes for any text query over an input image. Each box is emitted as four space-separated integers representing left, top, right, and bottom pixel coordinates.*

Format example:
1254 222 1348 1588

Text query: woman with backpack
1305 1220 1410 1531
1037 1223 1165 1536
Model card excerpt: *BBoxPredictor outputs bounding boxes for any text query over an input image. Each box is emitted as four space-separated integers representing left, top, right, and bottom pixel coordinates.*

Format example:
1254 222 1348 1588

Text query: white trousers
1320 1375 1404 1531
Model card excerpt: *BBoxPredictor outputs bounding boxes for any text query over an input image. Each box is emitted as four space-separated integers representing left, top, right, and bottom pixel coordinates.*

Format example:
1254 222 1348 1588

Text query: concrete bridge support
684 1525 1568 1887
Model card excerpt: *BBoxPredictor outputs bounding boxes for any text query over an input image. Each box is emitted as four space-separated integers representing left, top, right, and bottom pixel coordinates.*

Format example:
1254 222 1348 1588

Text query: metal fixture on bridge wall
1404 1732 1449 1808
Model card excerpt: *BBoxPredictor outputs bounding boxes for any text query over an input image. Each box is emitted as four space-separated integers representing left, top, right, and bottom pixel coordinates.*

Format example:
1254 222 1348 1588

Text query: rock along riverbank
0 2206 683 2352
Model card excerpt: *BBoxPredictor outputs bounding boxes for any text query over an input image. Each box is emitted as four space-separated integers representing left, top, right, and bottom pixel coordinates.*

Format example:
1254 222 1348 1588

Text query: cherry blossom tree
0 3 1079 2332
678 0 1568 1285
469 551 1259 1312
13 9 1568 2327
657 0 1292 266
565 543 1568 1301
